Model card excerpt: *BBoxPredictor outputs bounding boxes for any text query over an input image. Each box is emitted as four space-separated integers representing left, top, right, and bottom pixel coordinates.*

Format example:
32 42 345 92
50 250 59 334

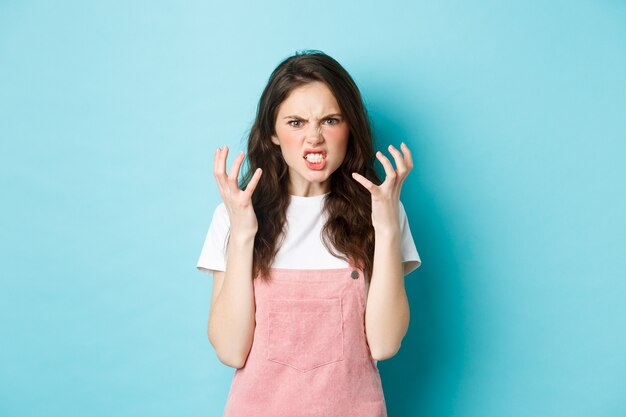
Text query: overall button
351 270 359 279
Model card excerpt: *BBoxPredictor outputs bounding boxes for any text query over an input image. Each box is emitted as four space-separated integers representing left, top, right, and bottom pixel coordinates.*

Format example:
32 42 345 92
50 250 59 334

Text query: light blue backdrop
1 1 624 416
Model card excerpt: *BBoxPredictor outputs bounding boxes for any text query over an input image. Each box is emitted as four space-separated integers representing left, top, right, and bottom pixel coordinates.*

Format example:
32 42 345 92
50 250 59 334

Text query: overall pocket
266 297 344 372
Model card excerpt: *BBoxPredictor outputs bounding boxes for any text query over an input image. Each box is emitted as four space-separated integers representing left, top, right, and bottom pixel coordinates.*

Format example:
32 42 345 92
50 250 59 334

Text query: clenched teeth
304 153 324 163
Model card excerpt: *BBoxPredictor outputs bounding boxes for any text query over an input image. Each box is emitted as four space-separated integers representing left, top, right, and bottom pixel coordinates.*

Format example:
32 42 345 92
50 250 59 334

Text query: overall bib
222 266 387 417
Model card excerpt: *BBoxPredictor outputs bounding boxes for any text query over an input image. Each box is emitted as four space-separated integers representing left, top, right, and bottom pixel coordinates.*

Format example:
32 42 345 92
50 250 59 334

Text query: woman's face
271 81 350 196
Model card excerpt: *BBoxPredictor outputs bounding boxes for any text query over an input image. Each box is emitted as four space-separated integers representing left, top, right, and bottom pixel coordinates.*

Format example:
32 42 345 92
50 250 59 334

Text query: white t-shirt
196 192 422 276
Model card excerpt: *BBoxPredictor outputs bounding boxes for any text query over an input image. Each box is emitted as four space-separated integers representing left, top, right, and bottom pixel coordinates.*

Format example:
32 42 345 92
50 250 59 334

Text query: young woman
196 50 422 417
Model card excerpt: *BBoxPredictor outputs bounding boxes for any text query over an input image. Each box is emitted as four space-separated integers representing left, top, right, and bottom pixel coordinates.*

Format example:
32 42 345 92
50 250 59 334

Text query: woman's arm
208 229 257 369
351 142 414 361
208 145 263 368
366 224 408 361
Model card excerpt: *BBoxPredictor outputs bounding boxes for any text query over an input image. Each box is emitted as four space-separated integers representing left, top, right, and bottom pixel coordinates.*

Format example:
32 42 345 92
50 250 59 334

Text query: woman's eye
325 118 339 125
288 120 302 127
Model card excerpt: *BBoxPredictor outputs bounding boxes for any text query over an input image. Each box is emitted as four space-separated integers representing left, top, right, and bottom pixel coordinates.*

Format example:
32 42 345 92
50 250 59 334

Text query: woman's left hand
351 142 413 231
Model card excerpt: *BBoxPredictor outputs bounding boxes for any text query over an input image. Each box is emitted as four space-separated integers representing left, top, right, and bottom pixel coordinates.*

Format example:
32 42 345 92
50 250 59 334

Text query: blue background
1 1 625 416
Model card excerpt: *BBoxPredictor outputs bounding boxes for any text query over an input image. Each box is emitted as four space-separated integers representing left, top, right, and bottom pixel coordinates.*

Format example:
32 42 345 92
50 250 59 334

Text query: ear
271 134 280 145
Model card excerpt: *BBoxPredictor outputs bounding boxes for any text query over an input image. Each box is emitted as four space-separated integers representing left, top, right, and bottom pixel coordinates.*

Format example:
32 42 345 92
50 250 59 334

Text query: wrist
228 227 257 244
373 223 401 239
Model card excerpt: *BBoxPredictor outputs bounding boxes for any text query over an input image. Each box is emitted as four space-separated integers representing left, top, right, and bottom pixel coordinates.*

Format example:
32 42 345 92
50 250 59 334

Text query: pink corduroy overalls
222 266 387 417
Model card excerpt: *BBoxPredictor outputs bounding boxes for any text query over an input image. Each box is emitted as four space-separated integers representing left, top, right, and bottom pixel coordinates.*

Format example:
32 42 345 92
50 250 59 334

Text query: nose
305 123 324 145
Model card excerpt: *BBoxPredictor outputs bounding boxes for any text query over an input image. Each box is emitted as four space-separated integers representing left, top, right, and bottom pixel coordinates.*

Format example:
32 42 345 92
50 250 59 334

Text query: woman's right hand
214 145 263 237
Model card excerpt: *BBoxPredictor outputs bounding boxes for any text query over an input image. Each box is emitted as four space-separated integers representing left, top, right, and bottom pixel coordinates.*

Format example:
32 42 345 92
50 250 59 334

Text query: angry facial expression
271 81 350 196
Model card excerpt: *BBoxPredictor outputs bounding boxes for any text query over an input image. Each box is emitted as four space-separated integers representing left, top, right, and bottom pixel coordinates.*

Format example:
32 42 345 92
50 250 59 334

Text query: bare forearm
365 225 409 361
208 230 256 367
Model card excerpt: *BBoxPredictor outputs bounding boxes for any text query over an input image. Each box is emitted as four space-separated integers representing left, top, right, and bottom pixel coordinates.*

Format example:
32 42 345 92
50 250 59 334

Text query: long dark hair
237 50 381 283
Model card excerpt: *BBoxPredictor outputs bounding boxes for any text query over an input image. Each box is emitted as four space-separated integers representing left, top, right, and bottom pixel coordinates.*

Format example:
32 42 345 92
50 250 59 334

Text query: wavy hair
237 50 381 283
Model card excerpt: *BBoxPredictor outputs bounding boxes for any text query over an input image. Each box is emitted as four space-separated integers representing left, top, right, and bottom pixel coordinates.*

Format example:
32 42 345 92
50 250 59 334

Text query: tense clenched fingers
213 146 223 178
213 146 220 175
376 151 397 183
400 142 414 171
387 144 407 176
214 147 227 195
211 144 261 234
214 145 228 180
351 172 377 194
243 168 263 197
220 145 229 176
228 151 245 183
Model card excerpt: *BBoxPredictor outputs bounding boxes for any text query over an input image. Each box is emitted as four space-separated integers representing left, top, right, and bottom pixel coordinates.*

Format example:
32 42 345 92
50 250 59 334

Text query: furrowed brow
283 113 343 120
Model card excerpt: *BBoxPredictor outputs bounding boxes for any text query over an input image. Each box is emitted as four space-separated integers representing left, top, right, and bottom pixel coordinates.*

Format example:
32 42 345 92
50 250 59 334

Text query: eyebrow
282 113 343 120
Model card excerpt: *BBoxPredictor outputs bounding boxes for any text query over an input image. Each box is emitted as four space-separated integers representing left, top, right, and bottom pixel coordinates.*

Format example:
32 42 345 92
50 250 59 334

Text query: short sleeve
196 203 230 276
399 200 422 275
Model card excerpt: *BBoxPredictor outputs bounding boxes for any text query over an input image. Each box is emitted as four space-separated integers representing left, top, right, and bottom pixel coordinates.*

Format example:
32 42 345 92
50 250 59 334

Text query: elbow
208 332 248 369
217 352 247 369
370 343 401 362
